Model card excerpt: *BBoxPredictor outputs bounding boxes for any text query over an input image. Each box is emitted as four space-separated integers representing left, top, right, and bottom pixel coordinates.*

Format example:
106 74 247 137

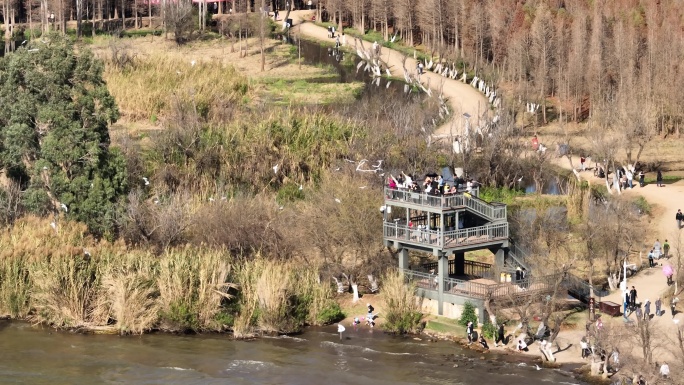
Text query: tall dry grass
0 216 118 324
104 55 248 120
0 253 31 318
294 266 342 326
96 251 160 334
381 269 422 334
156 247 234 331
256 259 295 333
0 217 343 335
232 257 261 338
30 251 101 328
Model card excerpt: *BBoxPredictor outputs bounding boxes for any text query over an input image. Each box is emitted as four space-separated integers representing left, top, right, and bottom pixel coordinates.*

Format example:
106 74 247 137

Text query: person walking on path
677 209 683 229
663 239 670 258
660 362 670 379
630 286 638 308
644 299 651 320
654 239 661 258
672 297 679 318
623 297 629 319
639 170 645 187
648 249 655 267
656 297 662 316
580 337 590 359
657 170 664 187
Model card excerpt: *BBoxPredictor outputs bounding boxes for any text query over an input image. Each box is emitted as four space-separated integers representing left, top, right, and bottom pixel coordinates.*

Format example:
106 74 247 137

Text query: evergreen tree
458 301 478 327
0 36 127 236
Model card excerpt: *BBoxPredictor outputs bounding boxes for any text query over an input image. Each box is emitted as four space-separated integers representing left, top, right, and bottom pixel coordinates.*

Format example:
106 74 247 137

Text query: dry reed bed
0 217 341 335
104 54 249 121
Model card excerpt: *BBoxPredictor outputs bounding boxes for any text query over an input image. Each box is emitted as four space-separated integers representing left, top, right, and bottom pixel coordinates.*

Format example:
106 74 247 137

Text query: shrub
479 187 524 204
458 301 478 327
382 269 422 334
633 196 651 216
316 302 344 325
481 320 497 339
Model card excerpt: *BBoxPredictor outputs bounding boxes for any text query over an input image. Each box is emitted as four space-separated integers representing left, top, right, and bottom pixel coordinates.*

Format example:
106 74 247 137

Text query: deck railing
384 187 506 221
384 222 508 248
403 269 438 291
422 260 493 279
401 268 563 300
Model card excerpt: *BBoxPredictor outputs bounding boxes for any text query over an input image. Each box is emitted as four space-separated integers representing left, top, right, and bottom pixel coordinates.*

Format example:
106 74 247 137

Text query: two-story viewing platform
382 186 558 320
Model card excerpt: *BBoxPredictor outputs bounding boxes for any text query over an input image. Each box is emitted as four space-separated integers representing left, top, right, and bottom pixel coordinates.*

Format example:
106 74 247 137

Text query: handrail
401 268 563 300
422 260 493 278
384 187 506 221
384 222 508 248
402 269 438 291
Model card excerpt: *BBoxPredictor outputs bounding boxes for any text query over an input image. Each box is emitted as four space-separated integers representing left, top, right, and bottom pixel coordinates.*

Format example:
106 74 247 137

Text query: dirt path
287 11 489 139
287 13 683 363
551 155 684 361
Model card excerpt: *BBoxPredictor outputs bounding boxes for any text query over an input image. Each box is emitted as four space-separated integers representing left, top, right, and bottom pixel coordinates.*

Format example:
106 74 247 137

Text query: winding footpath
287 13 683 364
287 11 489 139
555 156 684 361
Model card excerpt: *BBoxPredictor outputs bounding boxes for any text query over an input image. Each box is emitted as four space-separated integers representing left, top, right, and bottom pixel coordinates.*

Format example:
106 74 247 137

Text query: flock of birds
269 158 383 207
350 37 547 140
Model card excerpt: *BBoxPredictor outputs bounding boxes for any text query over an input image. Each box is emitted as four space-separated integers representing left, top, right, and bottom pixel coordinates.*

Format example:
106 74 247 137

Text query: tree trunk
260 0 265 71
77 0 83 37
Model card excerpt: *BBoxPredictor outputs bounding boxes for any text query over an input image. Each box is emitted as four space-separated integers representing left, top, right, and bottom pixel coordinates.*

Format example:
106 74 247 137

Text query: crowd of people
387 171 477 197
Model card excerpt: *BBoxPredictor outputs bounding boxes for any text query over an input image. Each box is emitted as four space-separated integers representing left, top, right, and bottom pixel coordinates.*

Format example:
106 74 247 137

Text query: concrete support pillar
454 252 465 276
398 248 409 270
477 304 486 325
495 248 505 269
437 252 448 315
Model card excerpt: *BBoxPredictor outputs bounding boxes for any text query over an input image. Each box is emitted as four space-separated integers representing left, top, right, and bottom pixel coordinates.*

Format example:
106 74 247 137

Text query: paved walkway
287 11 489 139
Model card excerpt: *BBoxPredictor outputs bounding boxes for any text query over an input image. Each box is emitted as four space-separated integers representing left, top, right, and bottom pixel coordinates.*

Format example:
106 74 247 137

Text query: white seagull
143 177 150 186
535 364 541 371
334 198 341 203
273 164 279 174
60 203 68 212
50 222 57 230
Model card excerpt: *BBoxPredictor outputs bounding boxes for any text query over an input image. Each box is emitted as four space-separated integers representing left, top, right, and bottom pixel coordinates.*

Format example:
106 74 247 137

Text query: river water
0 321 585 385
